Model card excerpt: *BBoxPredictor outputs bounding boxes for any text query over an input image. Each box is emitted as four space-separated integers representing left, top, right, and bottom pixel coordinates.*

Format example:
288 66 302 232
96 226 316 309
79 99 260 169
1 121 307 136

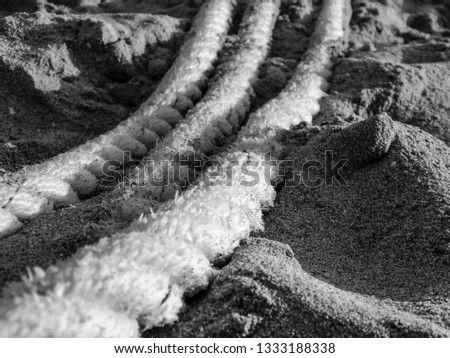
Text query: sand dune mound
265 115 450 333
148 237 449 337
0 10 186 171
148 116 450 337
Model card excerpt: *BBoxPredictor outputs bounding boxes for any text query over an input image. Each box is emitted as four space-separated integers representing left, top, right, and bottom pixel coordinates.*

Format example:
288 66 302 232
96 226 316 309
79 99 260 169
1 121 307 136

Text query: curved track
0 0 350 337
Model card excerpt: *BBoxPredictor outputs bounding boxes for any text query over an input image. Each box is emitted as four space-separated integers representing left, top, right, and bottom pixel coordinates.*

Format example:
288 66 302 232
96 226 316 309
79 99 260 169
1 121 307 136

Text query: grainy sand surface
1 0 449 337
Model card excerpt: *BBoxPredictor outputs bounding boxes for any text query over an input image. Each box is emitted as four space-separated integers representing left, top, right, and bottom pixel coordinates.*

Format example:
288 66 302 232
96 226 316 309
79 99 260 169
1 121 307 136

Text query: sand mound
0 10 186 171
266 115 450 332
147 116 450 337
148 238 449 337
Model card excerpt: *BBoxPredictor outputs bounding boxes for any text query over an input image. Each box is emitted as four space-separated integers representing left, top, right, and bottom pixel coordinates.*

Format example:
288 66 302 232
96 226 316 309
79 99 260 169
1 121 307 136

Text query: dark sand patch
251 0 316 112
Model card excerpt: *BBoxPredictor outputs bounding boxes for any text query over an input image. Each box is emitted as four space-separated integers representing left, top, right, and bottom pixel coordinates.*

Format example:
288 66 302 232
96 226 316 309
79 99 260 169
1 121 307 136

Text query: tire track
0 0 350 337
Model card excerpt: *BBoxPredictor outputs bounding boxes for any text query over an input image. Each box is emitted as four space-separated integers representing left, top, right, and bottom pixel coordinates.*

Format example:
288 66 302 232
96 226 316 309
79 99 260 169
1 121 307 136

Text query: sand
148 0 450 337
1 0 450 337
